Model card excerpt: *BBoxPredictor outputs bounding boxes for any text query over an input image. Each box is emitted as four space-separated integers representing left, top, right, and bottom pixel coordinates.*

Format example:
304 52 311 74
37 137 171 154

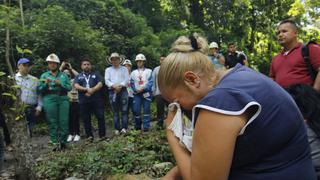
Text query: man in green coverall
38 53 71 151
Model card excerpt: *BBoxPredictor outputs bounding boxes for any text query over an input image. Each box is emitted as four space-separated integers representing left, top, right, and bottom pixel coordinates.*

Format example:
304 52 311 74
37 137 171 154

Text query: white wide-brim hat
106 52 124 65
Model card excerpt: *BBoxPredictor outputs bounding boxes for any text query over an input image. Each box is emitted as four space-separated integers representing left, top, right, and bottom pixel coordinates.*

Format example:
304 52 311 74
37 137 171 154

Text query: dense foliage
1 0 319 76
35 130 174 179
0 0 320 178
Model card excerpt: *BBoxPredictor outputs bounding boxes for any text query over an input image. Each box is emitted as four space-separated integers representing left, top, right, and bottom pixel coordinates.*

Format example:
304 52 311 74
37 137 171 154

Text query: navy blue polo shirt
74 71 103 104
225 52 246 68
193 64 316 179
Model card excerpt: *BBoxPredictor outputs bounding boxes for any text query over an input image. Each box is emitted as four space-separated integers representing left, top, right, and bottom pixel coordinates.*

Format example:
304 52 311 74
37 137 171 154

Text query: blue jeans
133 93 151 130
109 88 129 131
80 100 106 138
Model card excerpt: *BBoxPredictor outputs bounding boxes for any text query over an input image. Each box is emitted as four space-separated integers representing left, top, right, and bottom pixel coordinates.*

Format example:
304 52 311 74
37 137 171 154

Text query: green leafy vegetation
35 130 174 179
1 0 319 76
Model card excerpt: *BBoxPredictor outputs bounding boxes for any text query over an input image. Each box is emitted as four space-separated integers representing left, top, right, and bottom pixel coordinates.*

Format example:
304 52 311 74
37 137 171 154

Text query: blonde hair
158 34 215 94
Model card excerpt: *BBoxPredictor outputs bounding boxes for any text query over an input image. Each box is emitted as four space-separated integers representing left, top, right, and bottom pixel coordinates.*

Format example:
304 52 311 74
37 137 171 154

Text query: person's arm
240 53 249 66
91 82 103 93
151 68 157 95
224 56 230 69
59 61 66 71
162 166 182 180
310 45 320 91
37 74 48 93
59 73 72 91
104 68 114 88
218 54 225 65
74 83 87 92
143 70 154 92
71 69 78 76
313 71 320 91
167 109 246 180
269 60 275 81
120 67 130 87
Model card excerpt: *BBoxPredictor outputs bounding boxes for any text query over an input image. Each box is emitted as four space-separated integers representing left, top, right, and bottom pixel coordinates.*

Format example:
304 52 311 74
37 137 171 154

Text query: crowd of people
1 52 172 152
1 19 320 178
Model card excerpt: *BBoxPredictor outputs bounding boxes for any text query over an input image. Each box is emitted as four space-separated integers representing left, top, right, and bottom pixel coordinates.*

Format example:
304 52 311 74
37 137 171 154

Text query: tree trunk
189 0 204 28
4 0 14 77
248 6 256 53
19 0 25 29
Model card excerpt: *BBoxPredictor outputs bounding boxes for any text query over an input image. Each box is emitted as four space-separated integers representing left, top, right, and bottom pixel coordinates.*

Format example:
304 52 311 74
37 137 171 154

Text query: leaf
2 92 17 100
23 49 33 54
15 115 24 121
16 45 24 54
0 71 5 76
11 85 21 89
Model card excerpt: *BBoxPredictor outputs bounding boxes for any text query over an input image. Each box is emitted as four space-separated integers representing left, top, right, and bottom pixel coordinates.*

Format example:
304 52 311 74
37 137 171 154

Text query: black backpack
301 41 319 81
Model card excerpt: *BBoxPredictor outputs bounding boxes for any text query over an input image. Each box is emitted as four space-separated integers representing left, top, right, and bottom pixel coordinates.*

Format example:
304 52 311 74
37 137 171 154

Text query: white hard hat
135 54 146 61
106 52 124 65
123 59 132 66
46 53 60 63
209 42 219 49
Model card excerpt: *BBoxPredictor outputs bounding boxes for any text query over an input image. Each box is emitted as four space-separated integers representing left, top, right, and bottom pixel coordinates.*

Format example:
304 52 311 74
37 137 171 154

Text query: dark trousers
155 95 167 126
80 100 106 138
0 110 10 145
128 97 134 126
0 132 3 170
25 105 37 137
69 102 80 135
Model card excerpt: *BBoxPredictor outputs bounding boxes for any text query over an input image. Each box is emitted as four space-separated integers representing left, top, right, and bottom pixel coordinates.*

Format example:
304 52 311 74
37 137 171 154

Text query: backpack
301 41 319 81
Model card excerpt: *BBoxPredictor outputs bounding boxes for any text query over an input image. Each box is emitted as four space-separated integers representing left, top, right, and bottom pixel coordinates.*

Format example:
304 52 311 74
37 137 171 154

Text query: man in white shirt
15 58 42 137
105 53 130 134
152 56 167 128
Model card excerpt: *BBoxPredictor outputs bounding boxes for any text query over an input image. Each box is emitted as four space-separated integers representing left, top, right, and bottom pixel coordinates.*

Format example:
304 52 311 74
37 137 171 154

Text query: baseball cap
17 58 30 65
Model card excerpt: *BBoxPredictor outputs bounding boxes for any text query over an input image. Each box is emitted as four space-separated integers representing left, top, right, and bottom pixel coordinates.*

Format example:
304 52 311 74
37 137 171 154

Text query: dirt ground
0 117 146 180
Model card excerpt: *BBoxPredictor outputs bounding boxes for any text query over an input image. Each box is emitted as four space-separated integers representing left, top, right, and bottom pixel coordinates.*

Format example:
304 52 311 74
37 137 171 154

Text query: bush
35 129 174 179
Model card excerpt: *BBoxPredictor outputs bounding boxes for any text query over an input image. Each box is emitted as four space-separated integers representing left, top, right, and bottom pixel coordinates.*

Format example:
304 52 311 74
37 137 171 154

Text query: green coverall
38 71 71 144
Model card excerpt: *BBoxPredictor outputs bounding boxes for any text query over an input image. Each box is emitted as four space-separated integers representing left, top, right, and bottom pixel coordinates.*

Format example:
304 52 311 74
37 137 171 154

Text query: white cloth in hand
167 102 193 152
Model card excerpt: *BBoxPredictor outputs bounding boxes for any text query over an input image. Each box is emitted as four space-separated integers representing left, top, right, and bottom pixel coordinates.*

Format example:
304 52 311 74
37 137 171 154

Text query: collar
281 42 302 55
82 71 92 76
16 72 30 78
48 70 61 77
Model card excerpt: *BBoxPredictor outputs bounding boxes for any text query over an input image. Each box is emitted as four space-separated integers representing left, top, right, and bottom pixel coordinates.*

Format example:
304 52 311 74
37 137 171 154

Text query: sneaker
121 128 127 134
67 135 74 142
114 130 120 135
73 135 80 142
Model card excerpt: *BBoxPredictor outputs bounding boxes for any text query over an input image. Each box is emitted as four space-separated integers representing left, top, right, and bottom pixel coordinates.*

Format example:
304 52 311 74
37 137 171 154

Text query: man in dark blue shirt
225 42 248 69
74 58 106 141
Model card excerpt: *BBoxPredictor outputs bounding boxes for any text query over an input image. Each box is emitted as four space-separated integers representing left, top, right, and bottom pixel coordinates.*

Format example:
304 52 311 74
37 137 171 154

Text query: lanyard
137 68 144 81
83 73 91 88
